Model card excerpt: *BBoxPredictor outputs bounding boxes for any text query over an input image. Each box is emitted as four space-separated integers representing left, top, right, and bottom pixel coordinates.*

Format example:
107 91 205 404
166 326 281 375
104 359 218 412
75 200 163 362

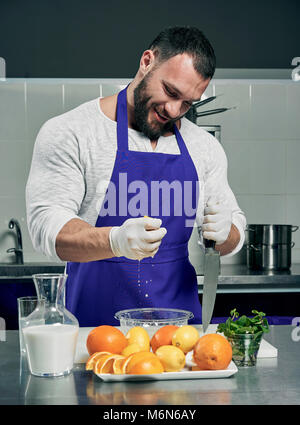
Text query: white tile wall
286 142 300 194
63 83 101 113
26 82 64 141
0 77 299 265
286 84 300 139
102 83 128 97
197 79 300 268
0 141 27 197
223 141 286 195
223 142 252 194
286 195 300 263
0 81 26 140
235 194 287 225
248 84 288 141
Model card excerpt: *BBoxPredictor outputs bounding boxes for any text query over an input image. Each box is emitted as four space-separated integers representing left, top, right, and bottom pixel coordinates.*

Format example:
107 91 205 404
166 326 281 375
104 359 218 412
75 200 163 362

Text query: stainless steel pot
247 224 298 245
246 224 298 270
247 242 294 270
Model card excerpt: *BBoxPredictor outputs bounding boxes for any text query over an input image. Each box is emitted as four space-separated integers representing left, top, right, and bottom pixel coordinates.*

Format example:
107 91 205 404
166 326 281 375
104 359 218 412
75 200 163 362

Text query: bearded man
26 26 246 326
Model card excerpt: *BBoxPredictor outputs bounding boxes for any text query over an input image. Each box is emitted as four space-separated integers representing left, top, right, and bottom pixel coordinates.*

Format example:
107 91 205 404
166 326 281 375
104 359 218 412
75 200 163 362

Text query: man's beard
133 74 176 140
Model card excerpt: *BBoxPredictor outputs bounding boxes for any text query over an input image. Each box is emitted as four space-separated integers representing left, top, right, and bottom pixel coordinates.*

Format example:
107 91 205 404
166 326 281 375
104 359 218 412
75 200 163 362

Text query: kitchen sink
0 262 65 278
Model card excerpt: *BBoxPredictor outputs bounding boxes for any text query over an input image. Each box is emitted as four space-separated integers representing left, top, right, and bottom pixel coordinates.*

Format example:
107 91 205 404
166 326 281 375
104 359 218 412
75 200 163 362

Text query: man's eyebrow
162 80 201 103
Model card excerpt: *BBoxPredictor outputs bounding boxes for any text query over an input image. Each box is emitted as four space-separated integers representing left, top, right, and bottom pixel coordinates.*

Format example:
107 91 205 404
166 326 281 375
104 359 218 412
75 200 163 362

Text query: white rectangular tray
95 361 238 382
94 351 238 382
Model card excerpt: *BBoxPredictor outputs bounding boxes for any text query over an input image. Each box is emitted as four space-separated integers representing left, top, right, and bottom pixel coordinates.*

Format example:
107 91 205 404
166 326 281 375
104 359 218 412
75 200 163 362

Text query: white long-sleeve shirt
25 97 246 263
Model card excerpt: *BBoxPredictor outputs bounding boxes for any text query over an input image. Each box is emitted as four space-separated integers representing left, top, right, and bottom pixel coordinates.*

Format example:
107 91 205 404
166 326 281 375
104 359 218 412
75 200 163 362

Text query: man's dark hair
148 26 216 79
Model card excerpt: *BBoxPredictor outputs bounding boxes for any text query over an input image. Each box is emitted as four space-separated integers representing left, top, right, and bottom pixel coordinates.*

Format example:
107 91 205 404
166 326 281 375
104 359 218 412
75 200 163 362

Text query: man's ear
139 50 156 75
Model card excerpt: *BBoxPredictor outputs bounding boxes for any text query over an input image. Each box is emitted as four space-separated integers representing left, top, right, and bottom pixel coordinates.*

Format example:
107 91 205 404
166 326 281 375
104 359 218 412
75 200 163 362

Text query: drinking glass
17 296 44 355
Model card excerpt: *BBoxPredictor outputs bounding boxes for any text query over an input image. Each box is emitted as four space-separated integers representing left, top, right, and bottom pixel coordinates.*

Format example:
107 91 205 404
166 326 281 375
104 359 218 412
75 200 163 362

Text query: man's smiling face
133 53 210 140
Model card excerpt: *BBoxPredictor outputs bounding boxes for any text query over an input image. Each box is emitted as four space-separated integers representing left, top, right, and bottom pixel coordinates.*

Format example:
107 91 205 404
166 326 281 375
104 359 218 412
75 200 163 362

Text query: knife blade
195 106 236 118
202 239 220 333
192 95 216 109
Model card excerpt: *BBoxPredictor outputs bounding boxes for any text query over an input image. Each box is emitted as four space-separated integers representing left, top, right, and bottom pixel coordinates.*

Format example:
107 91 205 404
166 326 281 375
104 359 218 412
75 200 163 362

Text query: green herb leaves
216 309 270 338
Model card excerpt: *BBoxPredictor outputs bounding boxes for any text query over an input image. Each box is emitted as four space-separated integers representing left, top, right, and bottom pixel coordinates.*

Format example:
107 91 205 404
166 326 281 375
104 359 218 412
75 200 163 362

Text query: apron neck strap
173 123 189 156
116 85 189 156
116 87 129 151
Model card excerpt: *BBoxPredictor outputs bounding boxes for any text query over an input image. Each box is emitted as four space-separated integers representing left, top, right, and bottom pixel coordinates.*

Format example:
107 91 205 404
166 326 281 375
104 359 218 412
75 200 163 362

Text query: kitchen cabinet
0 280 36 329
0 263 65 329
204 292 300 324
1 264 299 329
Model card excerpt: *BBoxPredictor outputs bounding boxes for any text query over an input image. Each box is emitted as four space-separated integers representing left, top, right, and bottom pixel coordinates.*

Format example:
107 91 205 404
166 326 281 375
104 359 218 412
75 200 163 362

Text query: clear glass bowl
115 308 194 338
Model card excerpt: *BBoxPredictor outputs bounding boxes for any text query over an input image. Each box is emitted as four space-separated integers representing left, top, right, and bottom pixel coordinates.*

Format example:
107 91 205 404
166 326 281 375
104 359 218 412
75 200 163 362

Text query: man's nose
164 101 182 119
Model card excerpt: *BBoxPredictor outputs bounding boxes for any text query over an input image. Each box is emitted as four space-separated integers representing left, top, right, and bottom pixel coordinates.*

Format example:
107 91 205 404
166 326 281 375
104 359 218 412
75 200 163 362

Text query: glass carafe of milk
23 274 79 378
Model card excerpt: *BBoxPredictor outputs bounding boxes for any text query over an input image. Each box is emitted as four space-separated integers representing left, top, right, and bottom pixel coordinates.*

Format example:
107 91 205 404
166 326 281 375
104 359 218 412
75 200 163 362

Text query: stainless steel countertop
0 326 299 405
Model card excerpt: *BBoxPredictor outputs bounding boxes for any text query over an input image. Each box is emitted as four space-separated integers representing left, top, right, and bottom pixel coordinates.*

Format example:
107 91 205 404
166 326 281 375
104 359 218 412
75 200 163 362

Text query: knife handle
204 239 216 249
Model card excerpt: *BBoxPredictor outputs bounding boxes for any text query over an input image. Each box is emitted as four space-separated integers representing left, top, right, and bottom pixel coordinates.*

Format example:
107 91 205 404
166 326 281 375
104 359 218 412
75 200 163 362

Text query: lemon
126 326 150 351
155 345 186 372
122 342 145 357
172 325 200 354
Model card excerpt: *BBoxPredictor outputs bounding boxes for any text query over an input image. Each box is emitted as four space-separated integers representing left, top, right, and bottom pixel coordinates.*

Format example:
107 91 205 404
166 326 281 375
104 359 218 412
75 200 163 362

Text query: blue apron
65 86 202 326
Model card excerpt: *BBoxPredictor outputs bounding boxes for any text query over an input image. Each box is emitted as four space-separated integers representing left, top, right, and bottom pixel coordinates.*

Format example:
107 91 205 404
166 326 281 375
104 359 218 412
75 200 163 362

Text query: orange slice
120 352 144 374
121 354 134 374
112 356 126 374
94 354 124 374
85 351 112 370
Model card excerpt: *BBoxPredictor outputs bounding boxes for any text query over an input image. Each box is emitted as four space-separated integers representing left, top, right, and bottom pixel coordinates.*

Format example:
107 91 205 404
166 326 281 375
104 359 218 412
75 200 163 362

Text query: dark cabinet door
200 292 299 325
0 281 36 330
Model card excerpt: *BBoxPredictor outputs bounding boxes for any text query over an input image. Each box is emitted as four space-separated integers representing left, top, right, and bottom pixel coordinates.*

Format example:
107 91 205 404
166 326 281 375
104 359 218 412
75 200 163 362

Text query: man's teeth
156 110 167 120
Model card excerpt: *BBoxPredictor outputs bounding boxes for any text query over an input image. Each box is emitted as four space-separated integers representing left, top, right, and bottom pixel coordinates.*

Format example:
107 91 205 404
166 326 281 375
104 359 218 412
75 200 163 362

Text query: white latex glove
202 198 232 245
109 217 167 260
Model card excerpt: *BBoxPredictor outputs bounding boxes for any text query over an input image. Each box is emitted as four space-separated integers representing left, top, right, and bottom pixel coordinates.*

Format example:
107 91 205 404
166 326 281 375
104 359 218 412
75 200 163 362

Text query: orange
85 351 112 370
94 353 124 374
150 325 179 353
122 351 157 374
127 355 164 375
86 325 128 355
191 365 203 371
155 345 186 372
172 325 199 353
193 333 232 370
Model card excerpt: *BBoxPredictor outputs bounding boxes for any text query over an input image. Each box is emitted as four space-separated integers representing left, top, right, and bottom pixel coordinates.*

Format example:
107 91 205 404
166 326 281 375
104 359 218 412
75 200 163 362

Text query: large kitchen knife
202 239 220 333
